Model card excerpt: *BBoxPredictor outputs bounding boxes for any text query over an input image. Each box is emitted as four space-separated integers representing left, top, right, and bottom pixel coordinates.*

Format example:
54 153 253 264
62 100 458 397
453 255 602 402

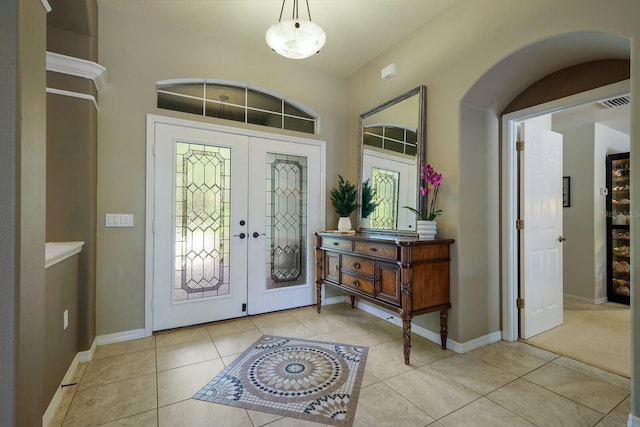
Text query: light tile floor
51 303 631 426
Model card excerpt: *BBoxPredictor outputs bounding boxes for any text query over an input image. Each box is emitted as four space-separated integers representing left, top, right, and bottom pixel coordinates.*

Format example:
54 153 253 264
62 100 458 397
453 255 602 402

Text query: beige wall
559 124 630 301
349 0 639 344
95 0 640 417
44 256 80 408
18 0 48 424
96 2 349 335
0 1 20 423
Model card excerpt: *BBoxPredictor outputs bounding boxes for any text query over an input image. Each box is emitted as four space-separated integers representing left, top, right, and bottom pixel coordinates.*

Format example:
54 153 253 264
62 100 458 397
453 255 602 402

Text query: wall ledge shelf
45 242 84 269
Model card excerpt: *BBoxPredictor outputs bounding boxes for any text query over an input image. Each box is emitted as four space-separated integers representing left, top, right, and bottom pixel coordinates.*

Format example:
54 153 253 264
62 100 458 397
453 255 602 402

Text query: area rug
193 335 368 426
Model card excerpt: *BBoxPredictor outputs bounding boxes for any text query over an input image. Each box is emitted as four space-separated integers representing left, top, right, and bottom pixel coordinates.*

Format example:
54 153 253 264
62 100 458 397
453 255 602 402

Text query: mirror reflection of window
363 124 417 156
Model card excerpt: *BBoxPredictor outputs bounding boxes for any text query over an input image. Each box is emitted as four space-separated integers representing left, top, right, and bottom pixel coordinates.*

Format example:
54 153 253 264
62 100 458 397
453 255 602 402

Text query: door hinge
242 303 247 312
516 141 524 151
516 298 525 309
516 219 524 230
153 143 157 156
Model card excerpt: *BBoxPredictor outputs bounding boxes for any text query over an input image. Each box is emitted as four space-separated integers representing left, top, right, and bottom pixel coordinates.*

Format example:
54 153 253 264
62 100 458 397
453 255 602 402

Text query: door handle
252 232 266 238
557 236 567 242
234 233 246 239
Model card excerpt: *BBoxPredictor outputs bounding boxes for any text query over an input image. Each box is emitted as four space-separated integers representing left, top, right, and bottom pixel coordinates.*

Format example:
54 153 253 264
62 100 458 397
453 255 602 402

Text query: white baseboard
564 293 608 305
42 344 90 427
78 338 97 363
629 413 640 427
322 295 350 306
96 328 146 346
349 299 501 354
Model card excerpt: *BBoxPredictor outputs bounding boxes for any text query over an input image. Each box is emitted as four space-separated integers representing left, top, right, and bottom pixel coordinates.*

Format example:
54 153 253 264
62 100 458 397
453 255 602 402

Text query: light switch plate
105 213 134 227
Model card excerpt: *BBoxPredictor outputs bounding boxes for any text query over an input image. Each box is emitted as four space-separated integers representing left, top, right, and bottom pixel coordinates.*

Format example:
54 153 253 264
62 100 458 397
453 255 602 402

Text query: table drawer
341 254 374 277
354 241 396 259
321 237 352 252
341 272 374 295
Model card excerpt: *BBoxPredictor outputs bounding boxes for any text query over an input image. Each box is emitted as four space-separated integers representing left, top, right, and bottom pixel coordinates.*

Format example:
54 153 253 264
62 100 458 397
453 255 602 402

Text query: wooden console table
315 231 453 364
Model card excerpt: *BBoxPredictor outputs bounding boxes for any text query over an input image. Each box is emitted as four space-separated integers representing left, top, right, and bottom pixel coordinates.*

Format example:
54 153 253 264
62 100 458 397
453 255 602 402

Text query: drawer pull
352 279 360 287
352 261 361 269
333 242 339 246
369 247 378 252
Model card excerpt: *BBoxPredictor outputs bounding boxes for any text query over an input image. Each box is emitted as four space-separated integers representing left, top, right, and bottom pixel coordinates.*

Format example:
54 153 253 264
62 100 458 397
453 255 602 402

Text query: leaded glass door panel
247 137 322 315
153 123 249 331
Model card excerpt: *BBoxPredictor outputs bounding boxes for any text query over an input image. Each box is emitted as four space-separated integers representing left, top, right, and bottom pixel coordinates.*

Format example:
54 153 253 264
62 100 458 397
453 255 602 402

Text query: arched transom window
156 79 318 134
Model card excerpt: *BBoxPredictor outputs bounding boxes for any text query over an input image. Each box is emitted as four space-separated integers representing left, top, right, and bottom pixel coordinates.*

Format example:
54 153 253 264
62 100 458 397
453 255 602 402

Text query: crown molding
46 51 109 93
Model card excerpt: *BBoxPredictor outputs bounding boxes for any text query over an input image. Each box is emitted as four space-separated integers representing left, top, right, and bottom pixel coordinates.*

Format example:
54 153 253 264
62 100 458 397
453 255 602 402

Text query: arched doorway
459 31 631 359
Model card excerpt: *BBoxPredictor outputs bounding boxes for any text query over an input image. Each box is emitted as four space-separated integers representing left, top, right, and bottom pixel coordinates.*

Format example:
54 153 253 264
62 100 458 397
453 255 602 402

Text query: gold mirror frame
356 85 427 235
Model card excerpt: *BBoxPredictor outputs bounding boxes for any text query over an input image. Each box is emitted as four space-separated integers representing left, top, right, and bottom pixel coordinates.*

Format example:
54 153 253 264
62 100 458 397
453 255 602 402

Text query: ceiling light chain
265 0 326 60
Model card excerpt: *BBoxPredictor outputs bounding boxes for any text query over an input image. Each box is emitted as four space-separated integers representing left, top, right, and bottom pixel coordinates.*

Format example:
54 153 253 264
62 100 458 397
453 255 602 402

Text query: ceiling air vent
597 95 630 109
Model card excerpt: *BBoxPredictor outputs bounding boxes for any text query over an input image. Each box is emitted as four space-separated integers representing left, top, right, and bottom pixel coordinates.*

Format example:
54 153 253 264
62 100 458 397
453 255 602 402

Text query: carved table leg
316 281 322 313
402 318 412 365
350 295 356 308
440 309 449 350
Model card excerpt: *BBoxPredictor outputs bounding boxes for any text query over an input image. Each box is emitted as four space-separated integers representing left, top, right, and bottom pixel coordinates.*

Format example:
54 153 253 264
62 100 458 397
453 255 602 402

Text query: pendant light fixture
265 0 326 59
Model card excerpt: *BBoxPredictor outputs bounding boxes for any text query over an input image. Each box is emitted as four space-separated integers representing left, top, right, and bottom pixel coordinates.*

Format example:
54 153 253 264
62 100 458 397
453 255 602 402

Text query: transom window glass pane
247 110 282 128
161 83 204 98
284 116 315 134
175 142 231 301
285 103 314 120
158 92 203 116
156 80 317 134
247 89 282 113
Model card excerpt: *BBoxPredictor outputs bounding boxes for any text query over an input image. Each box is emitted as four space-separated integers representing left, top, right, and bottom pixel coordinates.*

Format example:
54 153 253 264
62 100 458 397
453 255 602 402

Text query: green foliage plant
330 175 359 217
361 179 379 218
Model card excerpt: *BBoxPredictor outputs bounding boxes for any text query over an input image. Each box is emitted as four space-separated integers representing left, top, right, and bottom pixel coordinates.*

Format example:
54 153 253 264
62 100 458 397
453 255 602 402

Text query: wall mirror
356 85 426 234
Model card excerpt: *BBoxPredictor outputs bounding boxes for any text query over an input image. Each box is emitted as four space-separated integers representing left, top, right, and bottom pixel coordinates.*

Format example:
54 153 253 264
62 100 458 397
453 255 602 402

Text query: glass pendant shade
265 19 326 59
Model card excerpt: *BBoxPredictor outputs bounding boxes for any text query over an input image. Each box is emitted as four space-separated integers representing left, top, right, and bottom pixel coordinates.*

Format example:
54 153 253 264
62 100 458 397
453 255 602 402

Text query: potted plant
360 179 379 228
403 163 443 239
330 175 358 231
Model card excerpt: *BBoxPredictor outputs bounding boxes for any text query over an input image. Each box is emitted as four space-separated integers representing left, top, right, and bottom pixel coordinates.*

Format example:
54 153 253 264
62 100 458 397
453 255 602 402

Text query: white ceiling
553 99 630 135
91 0 459 77
51 0 630 133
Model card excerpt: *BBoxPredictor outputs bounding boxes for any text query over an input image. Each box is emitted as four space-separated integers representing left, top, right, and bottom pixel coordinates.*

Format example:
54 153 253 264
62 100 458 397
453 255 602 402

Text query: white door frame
144 114 326 337
500 80 630 342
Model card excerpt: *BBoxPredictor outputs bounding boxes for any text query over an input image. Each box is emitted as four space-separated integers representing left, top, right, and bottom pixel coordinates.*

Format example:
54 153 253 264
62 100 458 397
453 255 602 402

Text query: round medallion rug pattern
193 335 368 427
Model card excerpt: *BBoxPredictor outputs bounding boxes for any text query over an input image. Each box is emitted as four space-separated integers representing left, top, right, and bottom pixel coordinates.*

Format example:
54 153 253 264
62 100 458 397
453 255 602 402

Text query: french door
150 120 323 331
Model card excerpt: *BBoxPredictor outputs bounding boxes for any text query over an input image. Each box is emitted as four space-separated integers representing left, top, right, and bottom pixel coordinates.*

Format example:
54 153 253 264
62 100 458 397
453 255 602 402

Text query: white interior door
247 138 323 314
519 122 564 338
153 123 249 331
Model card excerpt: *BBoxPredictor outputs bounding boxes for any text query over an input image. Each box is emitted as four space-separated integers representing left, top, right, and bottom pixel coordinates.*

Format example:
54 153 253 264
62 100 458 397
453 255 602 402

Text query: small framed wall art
563 176 571 207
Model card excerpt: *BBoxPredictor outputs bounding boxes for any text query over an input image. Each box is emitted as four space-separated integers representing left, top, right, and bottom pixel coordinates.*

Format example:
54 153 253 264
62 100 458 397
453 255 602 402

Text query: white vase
338 217 352 231
416 220 437 240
